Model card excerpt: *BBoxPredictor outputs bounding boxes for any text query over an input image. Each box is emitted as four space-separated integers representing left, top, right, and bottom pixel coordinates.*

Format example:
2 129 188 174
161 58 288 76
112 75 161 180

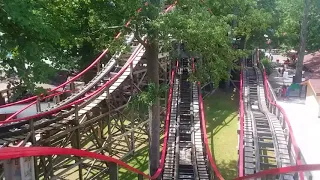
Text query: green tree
0 0 135 93
275 0 320 52
128 0 275 175
130 0 162 175
0 0 60 91
294 0 312 83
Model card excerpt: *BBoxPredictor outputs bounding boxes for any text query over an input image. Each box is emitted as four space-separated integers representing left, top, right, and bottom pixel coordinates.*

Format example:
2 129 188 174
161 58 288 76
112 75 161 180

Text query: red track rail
0 147 319 180
238 66 244 177
0 147 150 179
192 57 224 179
198 82 224 180
0 90 71 126
152 60 178 179
0 3 148 109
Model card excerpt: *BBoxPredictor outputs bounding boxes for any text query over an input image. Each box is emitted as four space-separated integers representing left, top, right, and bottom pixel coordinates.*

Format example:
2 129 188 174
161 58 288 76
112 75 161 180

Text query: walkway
277 101 320 179
268 54 320 179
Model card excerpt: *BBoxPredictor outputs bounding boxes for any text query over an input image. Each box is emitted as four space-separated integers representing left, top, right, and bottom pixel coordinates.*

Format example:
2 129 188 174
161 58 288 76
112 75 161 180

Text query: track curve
0 4 175 149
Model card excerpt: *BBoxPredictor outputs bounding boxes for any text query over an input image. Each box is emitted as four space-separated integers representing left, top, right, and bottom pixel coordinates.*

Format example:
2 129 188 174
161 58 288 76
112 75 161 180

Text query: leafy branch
126 83 168 115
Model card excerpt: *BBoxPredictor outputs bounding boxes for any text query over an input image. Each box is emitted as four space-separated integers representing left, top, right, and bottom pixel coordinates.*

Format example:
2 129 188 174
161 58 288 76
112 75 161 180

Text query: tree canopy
2 0 308 89
0 0 136 93
270 0 320 52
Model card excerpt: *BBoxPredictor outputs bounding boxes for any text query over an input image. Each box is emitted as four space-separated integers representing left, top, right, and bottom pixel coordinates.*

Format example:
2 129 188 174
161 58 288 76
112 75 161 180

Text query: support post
138 174 144 180
47 137 54 178
36 96 41 112
71 82 83 179
106 87 112 155
109 162 118 180
31 97 42 179
74 105 83 180
6 89 10 102
74 104 83 180
99 105 104 139
30 116 39 180
130 62 135 155
97 60 101 72
56 94 60 103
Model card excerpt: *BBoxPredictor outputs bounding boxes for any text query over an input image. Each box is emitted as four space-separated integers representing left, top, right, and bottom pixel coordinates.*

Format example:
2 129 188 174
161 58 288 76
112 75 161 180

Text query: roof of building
301 79 320 96
304 50 320 72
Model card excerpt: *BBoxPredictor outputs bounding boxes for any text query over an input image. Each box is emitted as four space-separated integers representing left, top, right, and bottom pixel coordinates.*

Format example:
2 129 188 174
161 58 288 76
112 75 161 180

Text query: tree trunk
80 41 96 83
146 42 160 177
294 0 311 83
224 69 231 91
225 7 238 91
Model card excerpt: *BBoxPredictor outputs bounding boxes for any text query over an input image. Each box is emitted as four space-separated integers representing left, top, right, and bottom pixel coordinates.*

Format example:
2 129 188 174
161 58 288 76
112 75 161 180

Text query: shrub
261 58 273 75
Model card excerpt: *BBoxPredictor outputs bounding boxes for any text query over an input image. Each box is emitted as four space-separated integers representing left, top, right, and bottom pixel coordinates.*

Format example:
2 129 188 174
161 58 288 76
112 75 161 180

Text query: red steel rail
238 65 244 177
0 146 318 180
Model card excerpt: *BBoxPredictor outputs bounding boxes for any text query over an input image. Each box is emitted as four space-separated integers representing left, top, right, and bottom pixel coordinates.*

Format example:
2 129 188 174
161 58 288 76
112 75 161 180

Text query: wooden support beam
138 174 144 180
109 162 118 180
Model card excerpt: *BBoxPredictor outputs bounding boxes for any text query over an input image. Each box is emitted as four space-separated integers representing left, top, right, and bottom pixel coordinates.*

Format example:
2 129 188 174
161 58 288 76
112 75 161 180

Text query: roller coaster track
0 3 174 179
0 53 318 179
0 35 147 138
0 1 317 178
163 58 210 180
243 66 293 179
0 46 318 179
239 50 310 179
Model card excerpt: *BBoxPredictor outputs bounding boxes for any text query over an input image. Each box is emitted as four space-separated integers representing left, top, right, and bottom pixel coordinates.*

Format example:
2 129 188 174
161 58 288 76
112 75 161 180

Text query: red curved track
0 2 315 180
0 147 319 180
0 90 71 126
238 66 245 177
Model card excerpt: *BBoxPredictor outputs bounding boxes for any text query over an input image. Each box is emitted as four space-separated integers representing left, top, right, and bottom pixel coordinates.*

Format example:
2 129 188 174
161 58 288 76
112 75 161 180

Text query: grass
204 89 239 179
118 145 150 180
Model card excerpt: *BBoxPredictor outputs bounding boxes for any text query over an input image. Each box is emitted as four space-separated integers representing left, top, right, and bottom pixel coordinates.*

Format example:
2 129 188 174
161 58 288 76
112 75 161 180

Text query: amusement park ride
0 2 319 180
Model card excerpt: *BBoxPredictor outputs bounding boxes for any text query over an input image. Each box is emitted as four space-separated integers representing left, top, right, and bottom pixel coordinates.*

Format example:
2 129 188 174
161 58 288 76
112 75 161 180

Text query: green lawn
118 145 149 180
204 90 239 179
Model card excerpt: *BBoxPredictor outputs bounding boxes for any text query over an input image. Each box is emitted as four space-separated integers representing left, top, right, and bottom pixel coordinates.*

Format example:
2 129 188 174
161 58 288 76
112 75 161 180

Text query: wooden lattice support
0 48 170 179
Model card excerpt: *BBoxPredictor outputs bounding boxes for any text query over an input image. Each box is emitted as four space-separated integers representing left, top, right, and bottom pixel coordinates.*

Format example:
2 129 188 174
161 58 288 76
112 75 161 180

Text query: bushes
261 58 273 75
